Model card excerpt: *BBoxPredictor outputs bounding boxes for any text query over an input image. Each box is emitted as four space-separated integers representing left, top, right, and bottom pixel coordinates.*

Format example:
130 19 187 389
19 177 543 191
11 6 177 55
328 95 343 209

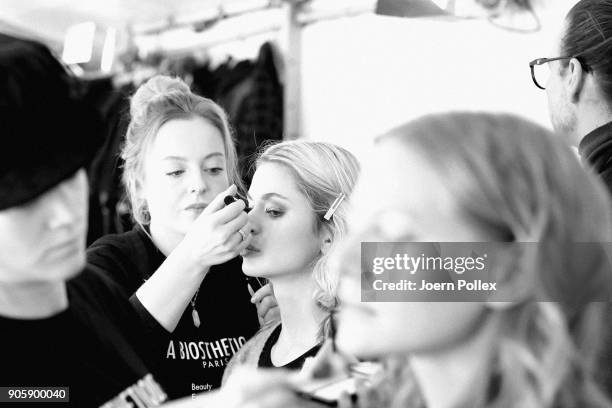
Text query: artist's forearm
135 247 208 332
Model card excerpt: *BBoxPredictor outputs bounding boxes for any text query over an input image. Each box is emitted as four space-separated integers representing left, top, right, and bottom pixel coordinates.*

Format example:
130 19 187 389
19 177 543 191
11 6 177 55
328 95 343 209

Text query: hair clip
323 193 345 221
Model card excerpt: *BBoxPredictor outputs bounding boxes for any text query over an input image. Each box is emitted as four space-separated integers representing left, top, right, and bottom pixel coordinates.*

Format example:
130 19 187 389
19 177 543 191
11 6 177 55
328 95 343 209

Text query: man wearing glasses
530 1 612 399
530 0 612 191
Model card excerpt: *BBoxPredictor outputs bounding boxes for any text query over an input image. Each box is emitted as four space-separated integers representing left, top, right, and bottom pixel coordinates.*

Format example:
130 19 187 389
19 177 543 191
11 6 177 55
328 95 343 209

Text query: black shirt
87 226 259 399
0 268 167 407
258 324 322 369
578 120 612 399
579 121 612 192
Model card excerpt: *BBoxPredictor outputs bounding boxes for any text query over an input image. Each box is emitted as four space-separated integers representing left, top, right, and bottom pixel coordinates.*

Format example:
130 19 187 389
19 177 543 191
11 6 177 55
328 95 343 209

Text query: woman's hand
178 185 252 270
250 283 280 326
136 185 252 332
337 378 383 408
298 340 366 408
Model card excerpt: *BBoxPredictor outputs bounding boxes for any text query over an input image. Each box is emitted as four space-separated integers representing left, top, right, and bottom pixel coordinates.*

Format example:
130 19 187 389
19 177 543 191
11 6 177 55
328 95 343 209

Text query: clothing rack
160 23 283 59
126 0 374 140
297 0 374 26
133 1 286 37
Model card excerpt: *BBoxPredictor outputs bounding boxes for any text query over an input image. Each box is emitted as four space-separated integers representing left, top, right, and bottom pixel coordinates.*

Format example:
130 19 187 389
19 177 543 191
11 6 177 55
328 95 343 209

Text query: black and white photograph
1 0 612 407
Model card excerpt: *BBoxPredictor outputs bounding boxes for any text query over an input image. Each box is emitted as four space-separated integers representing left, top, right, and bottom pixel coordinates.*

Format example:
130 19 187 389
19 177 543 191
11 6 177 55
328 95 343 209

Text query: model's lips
185 203 208 211
241 245 261 257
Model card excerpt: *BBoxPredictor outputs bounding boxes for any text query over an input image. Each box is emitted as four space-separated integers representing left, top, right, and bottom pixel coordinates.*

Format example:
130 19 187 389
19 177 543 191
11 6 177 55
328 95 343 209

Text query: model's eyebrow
247 192 289 202
162 152 224 161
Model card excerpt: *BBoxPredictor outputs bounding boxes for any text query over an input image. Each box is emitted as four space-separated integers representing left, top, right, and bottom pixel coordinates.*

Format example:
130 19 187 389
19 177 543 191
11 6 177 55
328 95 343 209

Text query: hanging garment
215 42 284 185
83 78 134 244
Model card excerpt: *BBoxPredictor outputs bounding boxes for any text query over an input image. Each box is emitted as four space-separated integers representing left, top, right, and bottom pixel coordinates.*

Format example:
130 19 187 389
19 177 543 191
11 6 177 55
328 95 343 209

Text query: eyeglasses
528 57 573 90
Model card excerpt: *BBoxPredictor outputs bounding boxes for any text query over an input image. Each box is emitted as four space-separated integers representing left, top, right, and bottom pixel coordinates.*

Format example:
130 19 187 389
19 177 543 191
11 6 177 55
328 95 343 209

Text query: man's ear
567 57 587 103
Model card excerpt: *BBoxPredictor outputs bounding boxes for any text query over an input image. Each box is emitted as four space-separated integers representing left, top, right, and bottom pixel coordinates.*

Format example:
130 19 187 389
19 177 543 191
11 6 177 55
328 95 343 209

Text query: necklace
140 226 202 329
191 288 201 328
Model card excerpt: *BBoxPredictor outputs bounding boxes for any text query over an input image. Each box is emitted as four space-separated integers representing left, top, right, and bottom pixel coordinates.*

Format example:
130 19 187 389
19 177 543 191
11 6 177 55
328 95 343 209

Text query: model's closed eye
265 208 284 218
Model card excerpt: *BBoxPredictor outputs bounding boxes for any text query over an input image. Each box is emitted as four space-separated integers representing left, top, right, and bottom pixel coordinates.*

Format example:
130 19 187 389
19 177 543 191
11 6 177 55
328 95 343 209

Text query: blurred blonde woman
333 112 612 408
222 141 360 382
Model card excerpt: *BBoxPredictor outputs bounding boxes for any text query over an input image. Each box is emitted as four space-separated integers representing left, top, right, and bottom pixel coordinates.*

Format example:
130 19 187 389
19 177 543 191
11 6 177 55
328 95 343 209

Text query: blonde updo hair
121 75 243 225
255 141 360 338
378 112 612 408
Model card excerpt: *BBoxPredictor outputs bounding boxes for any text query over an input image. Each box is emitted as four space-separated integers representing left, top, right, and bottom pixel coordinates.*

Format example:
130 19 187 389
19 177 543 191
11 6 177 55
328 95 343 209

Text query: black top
579 121 612 399
579 121 612 192
0 268 167 408
87 226 259 399
258 324 322 369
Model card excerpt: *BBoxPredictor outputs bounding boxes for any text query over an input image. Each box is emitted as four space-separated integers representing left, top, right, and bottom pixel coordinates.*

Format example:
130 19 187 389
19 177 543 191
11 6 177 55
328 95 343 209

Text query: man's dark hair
562 0 612 104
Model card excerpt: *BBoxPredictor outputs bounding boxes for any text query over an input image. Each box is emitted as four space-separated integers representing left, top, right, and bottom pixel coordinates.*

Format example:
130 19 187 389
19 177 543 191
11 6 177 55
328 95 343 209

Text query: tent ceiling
0 0 267 46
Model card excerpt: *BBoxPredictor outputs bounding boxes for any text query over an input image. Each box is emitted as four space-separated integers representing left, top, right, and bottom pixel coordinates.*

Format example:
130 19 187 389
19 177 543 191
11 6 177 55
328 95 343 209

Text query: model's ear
567 57 587 103
483 246 532 310
134 178 149 209
135 174 148 198
320 227 333 255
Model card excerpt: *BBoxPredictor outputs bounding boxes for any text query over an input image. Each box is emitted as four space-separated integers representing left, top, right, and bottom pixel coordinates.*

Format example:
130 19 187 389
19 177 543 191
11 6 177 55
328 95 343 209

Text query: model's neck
269 270 324 356
149 223 184 256
409 314 500 408
0 281 68 319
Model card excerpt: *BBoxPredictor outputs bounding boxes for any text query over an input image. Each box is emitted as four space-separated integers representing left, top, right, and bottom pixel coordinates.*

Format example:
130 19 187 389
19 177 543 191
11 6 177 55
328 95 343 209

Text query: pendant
192 308 201 328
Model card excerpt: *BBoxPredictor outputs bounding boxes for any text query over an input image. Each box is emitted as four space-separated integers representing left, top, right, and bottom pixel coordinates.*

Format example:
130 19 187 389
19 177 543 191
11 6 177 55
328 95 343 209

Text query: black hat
0 34 103 210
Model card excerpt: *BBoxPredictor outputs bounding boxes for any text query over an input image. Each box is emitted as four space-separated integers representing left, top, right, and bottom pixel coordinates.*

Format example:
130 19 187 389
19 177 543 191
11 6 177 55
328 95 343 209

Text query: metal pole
283 1 303 140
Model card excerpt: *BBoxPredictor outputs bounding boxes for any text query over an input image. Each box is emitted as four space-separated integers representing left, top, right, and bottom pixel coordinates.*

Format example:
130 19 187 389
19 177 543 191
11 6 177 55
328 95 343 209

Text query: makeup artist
86 75 276 399
222 141 359 383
